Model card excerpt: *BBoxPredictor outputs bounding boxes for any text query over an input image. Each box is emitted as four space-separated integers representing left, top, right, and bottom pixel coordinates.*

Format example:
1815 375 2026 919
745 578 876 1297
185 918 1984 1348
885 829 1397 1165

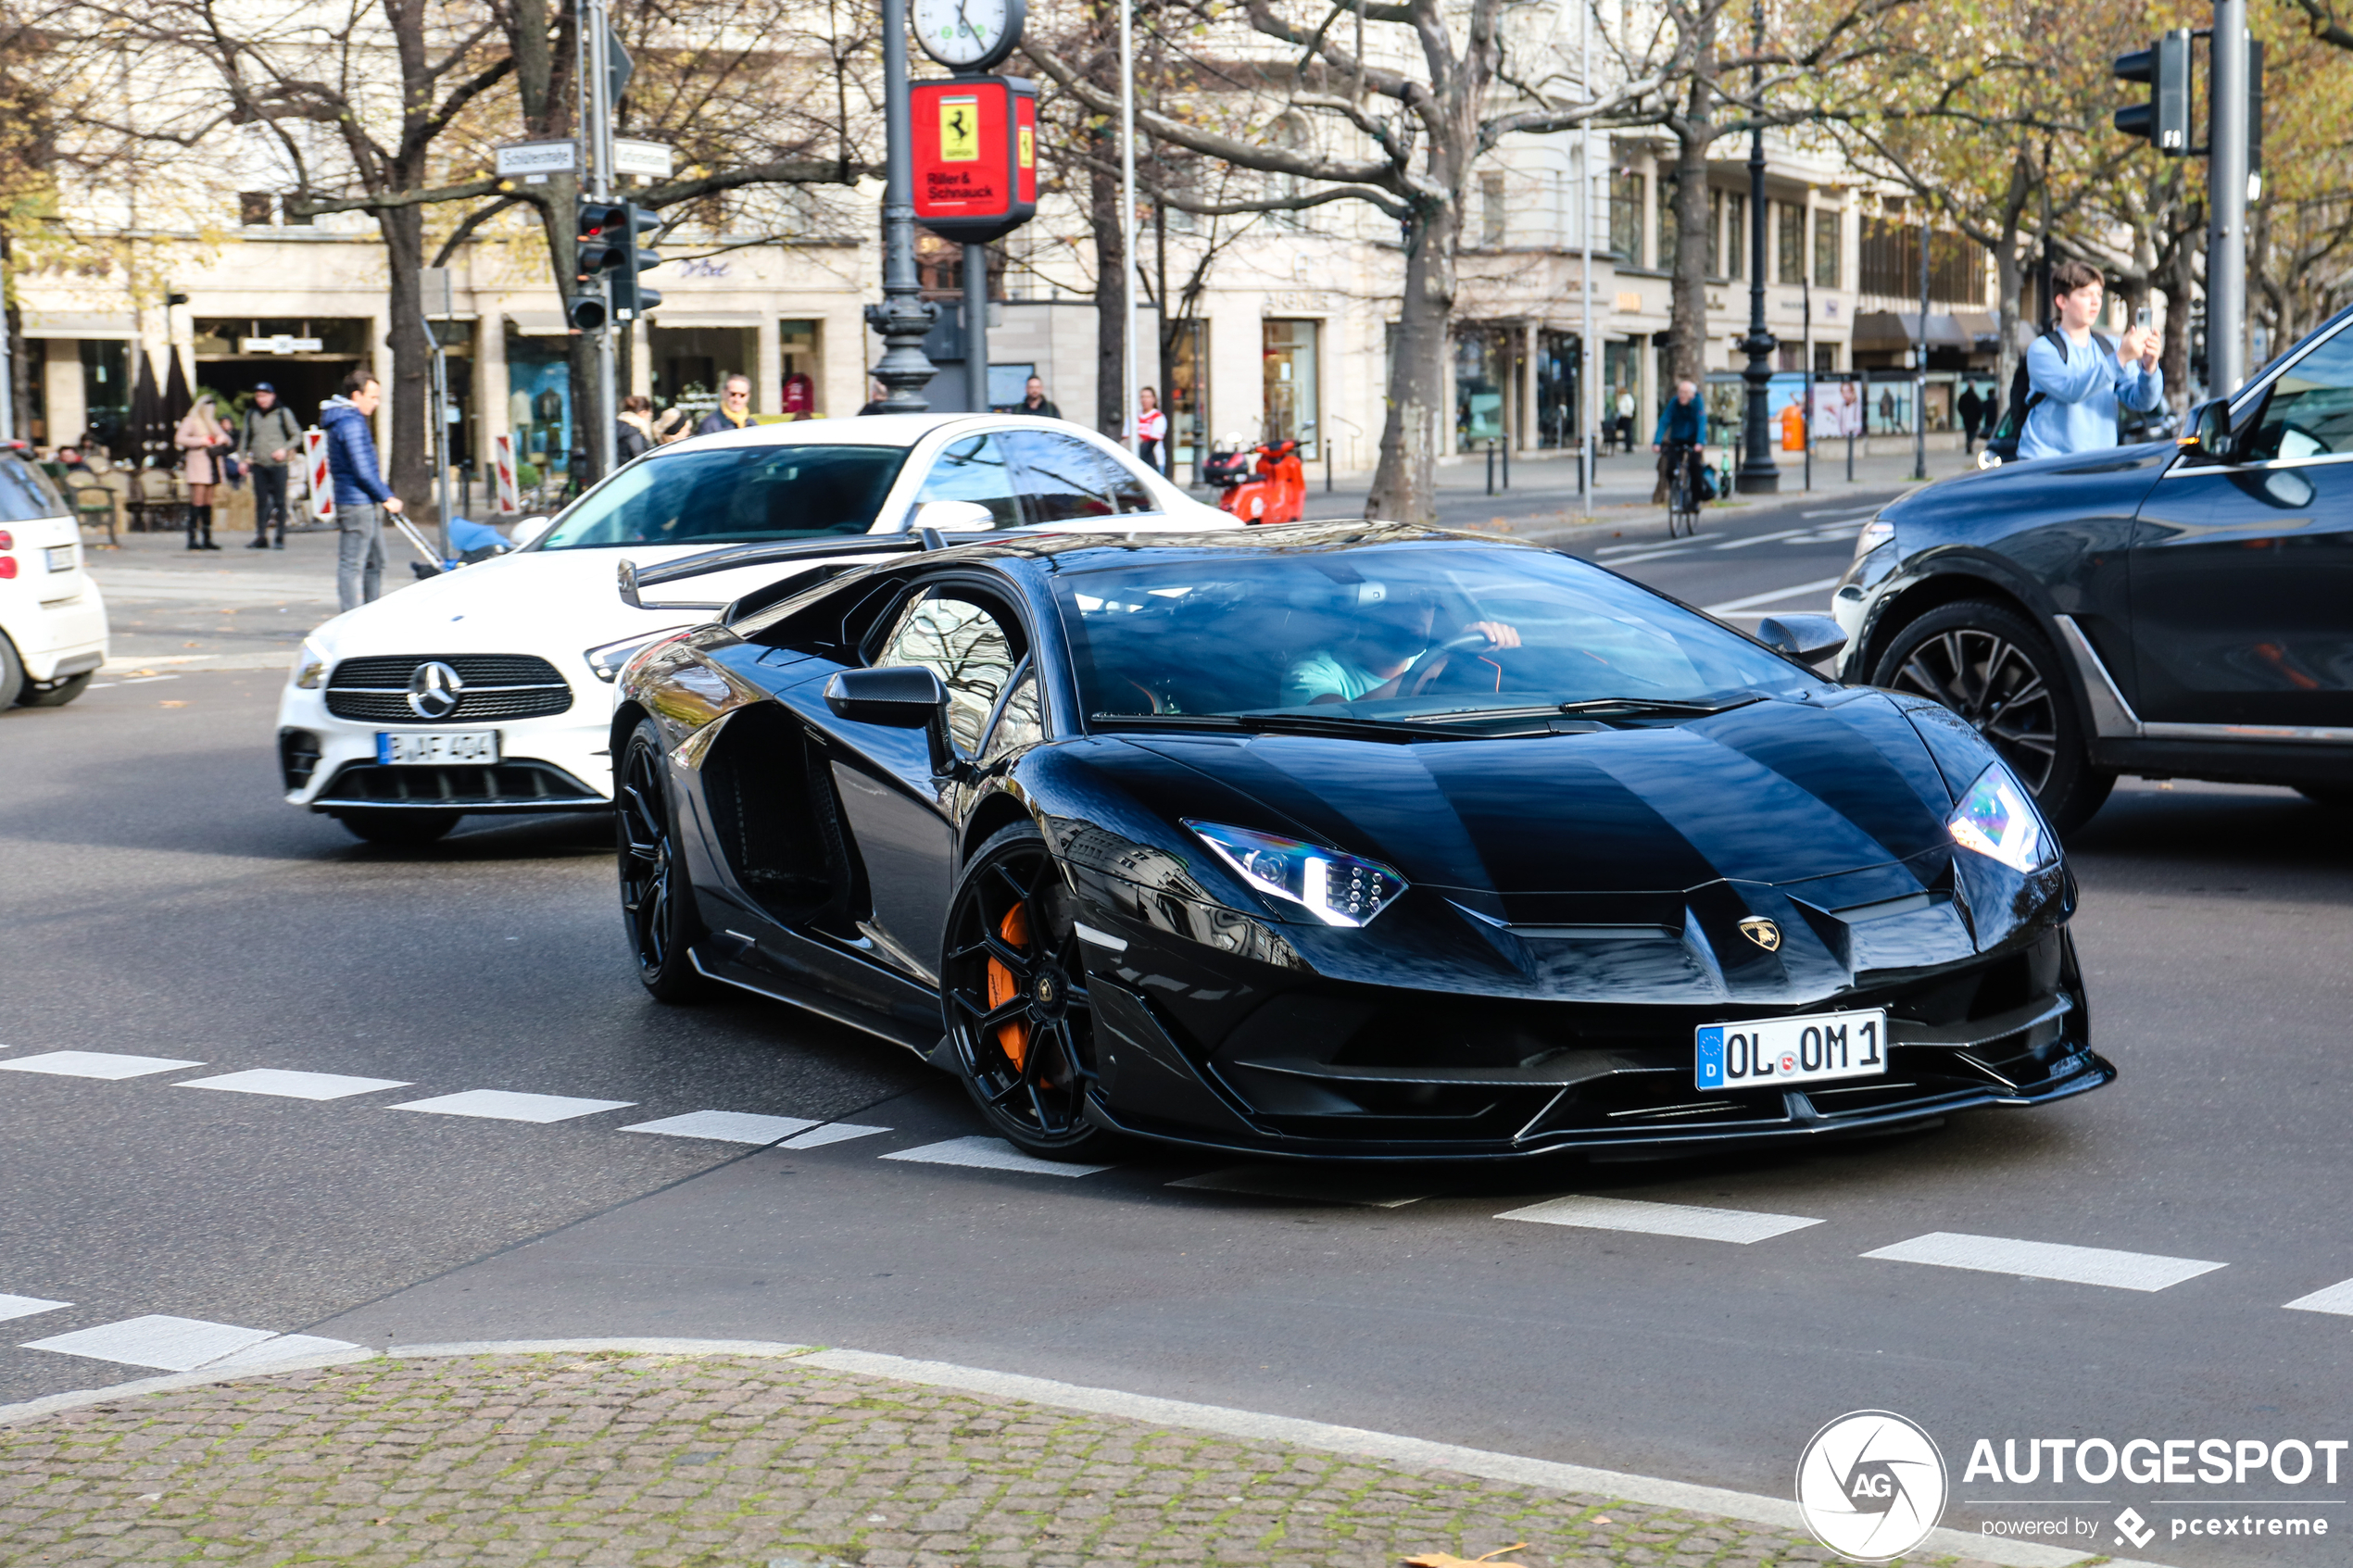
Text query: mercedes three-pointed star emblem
407 659 464 721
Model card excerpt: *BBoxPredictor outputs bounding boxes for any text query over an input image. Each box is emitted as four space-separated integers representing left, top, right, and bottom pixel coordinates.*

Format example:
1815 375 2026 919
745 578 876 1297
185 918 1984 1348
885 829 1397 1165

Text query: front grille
325 654 573 723
311 760 606 809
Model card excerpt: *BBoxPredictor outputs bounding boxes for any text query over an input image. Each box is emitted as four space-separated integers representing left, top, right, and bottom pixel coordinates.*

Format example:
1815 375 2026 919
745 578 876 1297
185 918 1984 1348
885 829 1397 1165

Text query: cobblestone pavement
0 1350 2017 1567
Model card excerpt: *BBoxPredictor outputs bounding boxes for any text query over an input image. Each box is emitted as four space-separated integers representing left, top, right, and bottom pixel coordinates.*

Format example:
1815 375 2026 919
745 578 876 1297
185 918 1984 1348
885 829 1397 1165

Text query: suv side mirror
2186 398 2244 463
825 666 962 777
1755 613 1849 665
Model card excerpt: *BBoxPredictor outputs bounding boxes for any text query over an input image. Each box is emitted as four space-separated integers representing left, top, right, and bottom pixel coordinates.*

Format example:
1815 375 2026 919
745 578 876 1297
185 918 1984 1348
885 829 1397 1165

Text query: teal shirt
1285 650 1417 706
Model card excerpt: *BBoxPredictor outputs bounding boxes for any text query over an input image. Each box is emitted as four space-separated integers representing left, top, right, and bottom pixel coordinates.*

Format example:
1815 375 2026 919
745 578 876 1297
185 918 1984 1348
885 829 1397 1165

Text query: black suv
1833 305 2353 831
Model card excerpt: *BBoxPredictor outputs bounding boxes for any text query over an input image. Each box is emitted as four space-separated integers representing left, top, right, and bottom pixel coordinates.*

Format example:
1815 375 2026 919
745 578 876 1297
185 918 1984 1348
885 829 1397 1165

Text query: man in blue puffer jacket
318 370 405 611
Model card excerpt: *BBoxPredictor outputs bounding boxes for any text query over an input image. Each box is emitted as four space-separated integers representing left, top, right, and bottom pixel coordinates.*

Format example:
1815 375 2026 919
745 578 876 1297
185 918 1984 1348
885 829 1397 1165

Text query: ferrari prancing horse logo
1737 916 1782 952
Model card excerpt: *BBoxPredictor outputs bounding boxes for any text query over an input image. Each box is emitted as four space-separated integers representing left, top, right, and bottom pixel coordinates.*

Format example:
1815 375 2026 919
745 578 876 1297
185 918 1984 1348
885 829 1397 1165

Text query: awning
1852 311 1973 352
1952 310 1999 345
503 311 574 336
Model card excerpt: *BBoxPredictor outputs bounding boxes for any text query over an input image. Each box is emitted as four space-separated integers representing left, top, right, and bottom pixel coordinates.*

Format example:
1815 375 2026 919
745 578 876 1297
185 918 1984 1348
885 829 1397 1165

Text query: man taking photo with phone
2019 261 2164 460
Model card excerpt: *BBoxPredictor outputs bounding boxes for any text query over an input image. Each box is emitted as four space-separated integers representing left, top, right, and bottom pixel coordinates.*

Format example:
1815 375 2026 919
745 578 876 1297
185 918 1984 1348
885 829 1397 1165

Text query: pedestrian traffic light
610 203 663 320
2115 30 2192 154
567 290 610 332
576 200 628 278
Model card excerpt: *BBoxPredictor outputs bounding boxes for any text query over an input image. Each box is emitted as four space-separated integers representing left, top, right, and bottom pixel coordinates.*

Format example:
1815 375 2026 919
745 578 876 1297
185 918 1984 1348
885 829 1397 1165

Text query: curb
0 1336 2171 1568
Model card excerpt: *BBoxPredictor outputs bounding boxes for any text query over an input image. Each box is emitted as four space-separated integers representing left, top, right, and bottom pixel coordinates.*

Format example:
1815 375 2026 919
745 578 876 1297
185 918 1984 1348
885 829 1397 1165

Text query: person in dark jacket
1650 380 1707 504
693 374 755 436
239 383 303 548
1018 376 1061 420
1956 383 1985 454
617 395 655 463
318 370 402 612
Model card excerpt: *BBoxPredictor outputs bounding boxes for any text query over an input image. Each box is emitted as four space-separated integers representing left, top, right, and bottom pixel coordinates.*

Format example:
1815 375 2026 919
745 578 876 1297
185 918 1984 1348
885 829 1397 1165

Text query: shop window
1454 326 1505 453
1168 319 1207 469
781 319 823 419
1263 320 1319 460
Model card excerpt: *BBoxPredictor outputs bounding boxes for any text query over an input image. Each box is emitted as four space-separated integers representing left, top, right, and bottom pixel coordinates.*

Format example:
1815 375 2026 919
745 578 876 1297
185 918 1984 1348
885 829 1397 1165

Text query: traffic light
575 201 628 278
567 291 609 332
610 203 663 320
2115 30 2192 154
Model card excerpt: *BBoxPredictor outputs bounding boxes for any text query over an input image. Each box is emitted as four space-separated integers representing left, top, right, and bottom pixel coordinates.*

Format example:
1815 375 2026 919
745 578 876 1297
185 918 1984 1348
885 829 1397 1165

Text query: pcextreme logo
1795 1410 1949 1562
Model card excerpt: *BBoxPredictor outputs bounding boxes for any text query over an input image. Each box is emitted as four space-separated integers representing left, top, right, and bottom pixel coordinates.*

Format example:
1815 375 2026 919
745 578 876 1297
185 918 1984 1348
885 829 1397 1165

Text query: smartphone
2134 307 2152 329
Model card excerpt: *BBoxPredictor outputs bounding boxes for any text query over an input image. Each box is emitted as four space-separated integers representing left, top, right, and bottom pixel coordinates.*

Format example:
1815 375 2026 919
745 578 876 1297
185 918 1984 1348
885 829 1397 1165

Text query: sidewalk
0 1344 2042 1568
85 524 355 676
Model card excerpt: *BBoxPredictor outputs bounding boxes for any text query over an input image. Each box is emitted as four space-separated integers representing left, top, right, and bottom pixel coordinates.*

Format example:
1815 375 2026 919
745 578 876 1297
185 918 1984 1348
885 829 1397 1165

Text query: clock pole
867 0 937 411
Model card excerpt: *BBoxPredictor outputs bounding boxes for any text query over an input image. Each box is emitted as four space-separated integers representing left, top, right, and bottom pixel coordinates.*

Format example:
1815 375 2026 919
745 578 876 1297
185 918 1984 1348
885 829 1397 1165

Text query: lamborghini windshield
1052 543 1826 723
531 443 911 550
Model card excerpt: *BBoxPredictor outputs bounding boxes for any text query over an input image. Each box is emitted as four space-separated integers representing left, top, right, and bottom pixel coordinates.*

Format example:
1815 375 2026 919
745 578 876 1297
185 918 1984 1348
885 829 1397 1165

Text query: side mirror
1755 613 1849 665
910 498 995 533
2185 398 2247 463
824 666 962 777
508 515 552 546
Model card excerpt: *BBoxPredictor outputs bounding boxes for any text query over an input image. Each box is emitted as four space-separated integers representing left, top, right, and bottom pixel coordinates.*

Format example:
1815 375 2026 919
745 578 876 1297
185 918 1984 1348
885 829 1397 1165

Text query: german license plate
376 731 499 765
44 545 74 572
1695 1008 1887 1091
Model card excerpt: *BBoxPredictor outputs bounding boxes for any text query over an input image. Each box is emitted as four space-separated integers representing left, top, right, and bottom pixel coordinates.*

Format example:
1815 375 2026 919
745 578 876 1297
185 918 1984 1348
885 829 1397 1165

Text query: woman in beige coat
176 395 230 550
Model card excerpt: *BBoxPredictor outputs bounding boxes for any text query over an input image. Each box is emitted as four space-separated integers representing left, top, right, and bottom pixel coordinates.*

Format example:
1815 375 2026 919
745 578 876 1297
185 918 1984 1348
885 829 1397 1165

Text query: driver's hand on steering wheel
1463 621 1521 650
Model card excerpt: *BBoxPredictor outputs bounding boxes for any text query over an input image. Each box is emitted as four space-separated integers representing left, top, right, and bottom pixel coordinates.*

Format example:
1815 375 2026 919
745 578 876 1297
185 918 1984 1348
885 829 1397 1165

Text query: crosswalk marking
1862 1232 2225 1292
391 1089 635 1123
1499 1195 1823 1245
623 1110 821 1144
881 1135 1114 1177
2283 1278 2353 1315
0 1295 70 1324
1170 1165 1427 1208
0 1050 207 1080
176 1068 413 1101
22 1315 280 1372
780 1122 891 1149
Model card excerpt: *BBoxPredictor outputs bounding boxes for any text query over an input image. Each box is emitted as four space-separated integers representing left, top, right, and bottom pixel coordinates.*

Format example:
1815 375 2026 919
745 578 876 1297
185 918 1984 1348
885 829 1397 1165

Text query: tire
616 717 718 1002
334 809 460 845
1871 599 2117 834
941 821 1122 1161
17 672 94 708
0 634 22 710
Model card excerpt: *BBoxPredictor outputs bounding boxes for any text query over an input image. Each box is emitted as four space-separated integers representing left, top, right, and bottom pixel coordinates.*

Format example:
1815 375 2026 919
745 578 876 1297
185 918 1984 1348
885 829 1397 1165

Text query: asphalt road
6 498 2346 1567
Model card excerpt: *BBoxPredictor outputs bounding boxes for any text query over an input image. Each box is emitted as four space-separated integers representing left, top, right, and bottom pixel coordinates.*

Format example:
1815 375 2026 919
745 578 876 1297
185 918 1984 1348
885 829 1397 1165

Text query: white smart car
0 451 107 710
277 413 1235 843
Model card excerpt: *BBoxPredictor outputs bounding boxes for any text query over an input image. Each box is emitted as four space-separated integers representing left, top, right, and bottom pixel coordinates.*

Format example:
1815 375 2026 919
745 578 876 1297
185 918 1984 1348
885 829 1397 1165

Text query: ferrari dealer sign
910 75 1038 243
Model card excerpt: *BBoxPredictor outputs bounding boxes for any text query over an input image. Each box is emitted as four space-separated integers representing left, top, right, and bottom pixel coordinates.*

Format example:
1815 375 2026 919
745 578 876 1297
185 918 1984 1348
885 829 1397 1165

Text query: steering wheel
1404 634 1512 696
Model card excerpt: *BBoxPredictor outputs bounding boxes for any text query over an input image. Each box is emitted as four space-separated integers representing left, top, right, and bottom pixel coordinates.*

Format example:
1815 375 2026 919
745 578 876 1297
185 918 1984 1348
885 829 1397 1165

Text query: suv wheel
1872 600 2116 833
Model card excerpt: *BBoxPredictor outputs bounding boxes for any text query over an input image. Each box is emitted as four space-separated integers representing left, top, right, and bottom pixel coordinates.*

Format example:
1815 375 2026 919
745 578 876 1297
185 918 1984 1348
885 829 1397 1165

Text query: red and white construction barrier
492 433 520 514
303 428 334 523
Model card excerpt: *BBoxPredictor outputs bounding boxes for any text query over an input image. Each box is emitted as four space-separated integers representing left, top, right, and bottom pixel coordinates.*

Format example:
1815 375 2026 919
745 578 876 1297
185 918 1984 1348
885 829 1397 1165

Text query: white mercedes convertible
277 413 1235 843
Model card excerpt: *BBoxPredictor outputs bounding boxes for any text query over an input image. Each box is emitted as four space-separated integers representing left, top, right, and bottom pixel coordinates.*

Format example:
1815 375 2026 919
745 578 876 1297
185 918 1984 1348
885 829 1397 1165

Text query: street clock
912 0 1024 71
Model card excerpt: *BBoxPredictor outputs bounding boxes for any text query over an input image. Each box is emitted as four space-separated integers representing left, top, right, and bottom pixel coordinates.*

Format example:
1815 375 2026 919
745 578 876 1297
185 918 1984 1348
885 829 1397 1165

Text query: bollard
1501 437 1509 491
1325 438 1333 493
1845 428 1856 483
1486 442 1496 495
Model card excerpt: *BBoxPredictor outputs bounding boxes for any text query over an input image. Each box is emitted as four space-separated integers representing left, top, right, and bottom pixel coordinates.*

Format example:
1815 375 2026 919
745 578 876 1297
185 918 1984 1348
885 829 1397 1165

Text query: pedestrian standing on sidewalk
175 394 231 550
694 374 756 436
1136 386 1168 474
319 370 403 613
1956 382 1984 456
1615 389 1636 453
2018 262 2163 461
238 383 301 549
1019 377 1062 420
617 395 655 463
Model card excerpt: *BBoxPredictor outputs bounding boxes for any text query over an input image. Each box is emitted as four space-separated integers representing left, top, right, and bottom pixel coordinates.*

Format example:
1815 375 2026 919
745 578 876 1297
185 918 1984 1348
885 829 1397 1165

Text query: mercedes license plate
377 731 500 765
1695 1008 1887 1091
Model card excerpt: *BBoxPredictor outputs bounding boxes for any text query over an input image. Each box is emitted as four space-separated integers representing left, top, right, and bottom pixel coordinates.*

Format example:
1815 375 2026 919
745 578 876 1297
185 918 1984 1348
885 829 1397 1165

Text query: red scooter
1205 438 1306 525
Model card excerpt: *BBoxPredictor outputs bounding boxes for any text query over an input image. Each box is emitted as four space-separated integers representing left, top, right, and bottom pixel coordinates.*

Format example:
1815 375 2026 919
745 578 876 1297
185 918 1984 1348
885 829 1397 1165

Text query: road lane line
0 1050 207 1080
1170 1165 1428 1207
880 1135 1114 1177
2283 1278 2353 1315
1703 576 1845 615
1711 525 1822 549
622 1110 822 1144
1862 1232 2225 1292
1498 1194 1822 1244
22 1315 280 1372
390 1089 636 1123
1597 533 1718 556
0 1296 70 1325
175 1068 413 1100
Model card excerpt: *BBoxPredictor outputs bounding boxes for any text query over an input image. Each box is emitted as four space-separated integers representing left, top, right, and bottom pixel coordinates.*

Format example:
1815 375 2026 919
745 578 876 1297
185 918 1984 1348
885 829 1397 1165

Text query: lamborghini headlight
1946 761 2056 872
291 637 330 689
1184 820 1406 927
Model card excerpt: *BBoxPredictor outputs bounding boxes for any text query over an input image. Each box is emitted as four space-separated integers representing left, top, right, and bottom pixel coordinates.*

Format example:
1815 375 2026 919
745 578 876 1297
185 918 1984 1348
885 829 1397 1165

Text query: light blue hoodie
2019 331 2164 461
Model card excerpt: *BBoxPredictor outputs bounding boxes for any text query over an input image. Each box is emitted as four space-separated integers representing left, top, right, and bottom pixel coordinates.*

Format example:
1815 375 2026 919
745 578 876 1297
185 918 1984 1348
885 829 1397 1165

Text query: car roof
658 412 1108 454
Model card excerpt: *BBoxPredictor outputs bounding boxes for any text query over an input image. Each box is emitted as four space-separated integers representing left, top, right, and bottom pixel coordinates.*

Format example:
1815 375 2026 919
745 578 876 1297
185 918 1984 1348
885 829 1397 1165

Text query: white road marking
1703 576 1846 616
1862 1232 2226 1292
1169 1165 1427 1208
780 1122 892 1149
1596 533 1718 556
200 1334 364 1371
121 674 182 684
1499 1194 1823 1245
1711 524 1823 549
2283 1278 2353 1315
175 1068 413 1101
1802 507 1881 520
22 1315 278 1372
0 1295 70 1324
622 1110 821 1145
0 1050 207 1080
390 1089 635 1123
880 1135 1114 1177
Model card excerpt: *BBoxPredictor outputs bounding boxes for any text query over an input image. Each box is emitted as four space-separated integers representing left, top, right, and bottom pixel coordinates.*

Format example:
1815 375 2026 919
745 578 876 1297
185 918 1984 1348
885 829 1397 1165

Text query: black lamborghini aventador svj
611 522 2110 1162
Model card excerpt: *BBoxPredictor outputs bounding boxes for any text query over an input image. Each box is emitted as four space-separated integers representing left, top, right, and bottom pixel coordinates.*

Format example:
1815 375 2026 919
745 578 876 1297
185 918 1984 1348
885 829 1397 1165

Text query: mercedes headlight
1184 821 1405 927
585 632 670 683
291 638 330 689
1946 761 2055 872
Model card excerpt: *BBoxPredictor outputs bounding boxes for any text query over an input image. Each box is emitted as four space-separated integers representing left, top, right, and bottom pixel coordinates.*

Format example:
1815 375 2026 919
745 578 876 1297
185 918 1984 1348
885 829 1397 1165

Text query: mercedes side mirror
910 498 995 533
1755 613 1849 666
508 515 553 546
825 666 963 777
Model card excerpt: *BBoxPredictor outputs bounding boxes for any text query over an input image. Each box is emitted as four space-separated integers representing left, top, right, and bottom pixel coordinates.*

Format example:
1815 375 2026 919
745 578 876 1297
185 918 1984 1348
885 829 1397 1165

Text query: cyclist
1651 379 1707 510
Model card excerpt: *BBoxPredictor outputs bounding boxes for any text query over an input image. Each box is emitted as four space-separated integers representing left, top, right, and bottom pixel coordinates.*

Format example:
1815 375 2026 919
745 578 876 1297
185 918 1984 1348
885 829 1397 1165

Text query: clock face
912 0 1020 68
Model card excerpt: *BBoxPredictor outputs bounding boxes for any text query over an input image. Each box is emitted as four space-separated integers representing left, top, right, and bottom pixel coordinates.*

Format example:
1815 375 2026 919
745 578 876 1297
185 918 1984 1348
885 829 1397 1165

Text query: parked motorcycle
1205 436 1305 525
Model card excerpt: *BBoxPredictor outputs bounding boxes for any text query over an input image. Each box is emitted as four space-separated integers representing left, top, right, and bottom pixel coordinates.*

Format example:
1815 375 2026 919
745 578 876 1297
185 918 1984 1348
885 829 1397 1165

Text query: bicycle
1663 440 1702 538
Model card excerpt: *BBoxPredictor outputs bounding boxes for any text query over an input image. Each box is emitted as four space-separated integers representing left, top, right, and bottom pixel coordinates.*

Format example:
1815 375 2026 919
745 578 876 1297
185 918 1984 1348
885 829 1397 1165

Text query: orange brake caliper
986 903 1032 1071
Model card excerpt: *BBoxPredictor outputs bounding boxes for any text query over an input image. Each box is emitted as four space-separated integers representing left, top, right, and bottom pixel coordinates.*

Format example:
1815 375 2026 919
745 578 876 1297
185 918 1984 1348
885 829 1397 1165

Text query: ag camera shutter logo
1795 1410 1948 1562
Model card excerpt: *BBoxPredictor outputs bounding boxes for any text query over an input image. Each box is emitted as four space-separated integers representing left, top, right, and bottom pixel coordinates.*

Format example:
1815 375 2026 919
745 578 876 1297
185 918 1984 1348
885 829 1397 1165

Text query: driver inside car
1283 594 1521 707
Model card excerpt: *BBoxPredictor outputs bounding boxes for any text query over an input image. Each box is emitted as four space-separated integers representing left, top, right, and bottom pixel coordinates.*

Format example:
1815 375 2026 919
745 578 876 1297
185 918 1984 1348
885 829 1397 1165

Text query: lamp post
1734 0 1778 493
867 0 937 410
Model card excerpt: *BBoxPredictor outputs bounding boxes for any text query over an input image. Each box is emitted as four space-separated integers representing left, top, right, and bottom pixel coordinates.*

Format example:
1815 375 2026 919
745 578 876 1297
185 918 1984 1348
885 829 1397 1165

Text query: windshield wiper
1555 694 1762 719
1089 712 1473 743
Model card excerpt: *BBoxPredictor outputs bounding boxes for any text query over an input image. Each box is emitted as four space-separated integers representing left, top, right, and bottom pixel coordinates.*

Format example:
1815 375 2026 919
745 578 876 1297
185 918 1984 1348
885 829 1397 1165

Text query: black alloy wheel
1872 599 2116 833
334 808 459 845
17 671 94 708
618 717 716 1001
942 822 1118 1160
